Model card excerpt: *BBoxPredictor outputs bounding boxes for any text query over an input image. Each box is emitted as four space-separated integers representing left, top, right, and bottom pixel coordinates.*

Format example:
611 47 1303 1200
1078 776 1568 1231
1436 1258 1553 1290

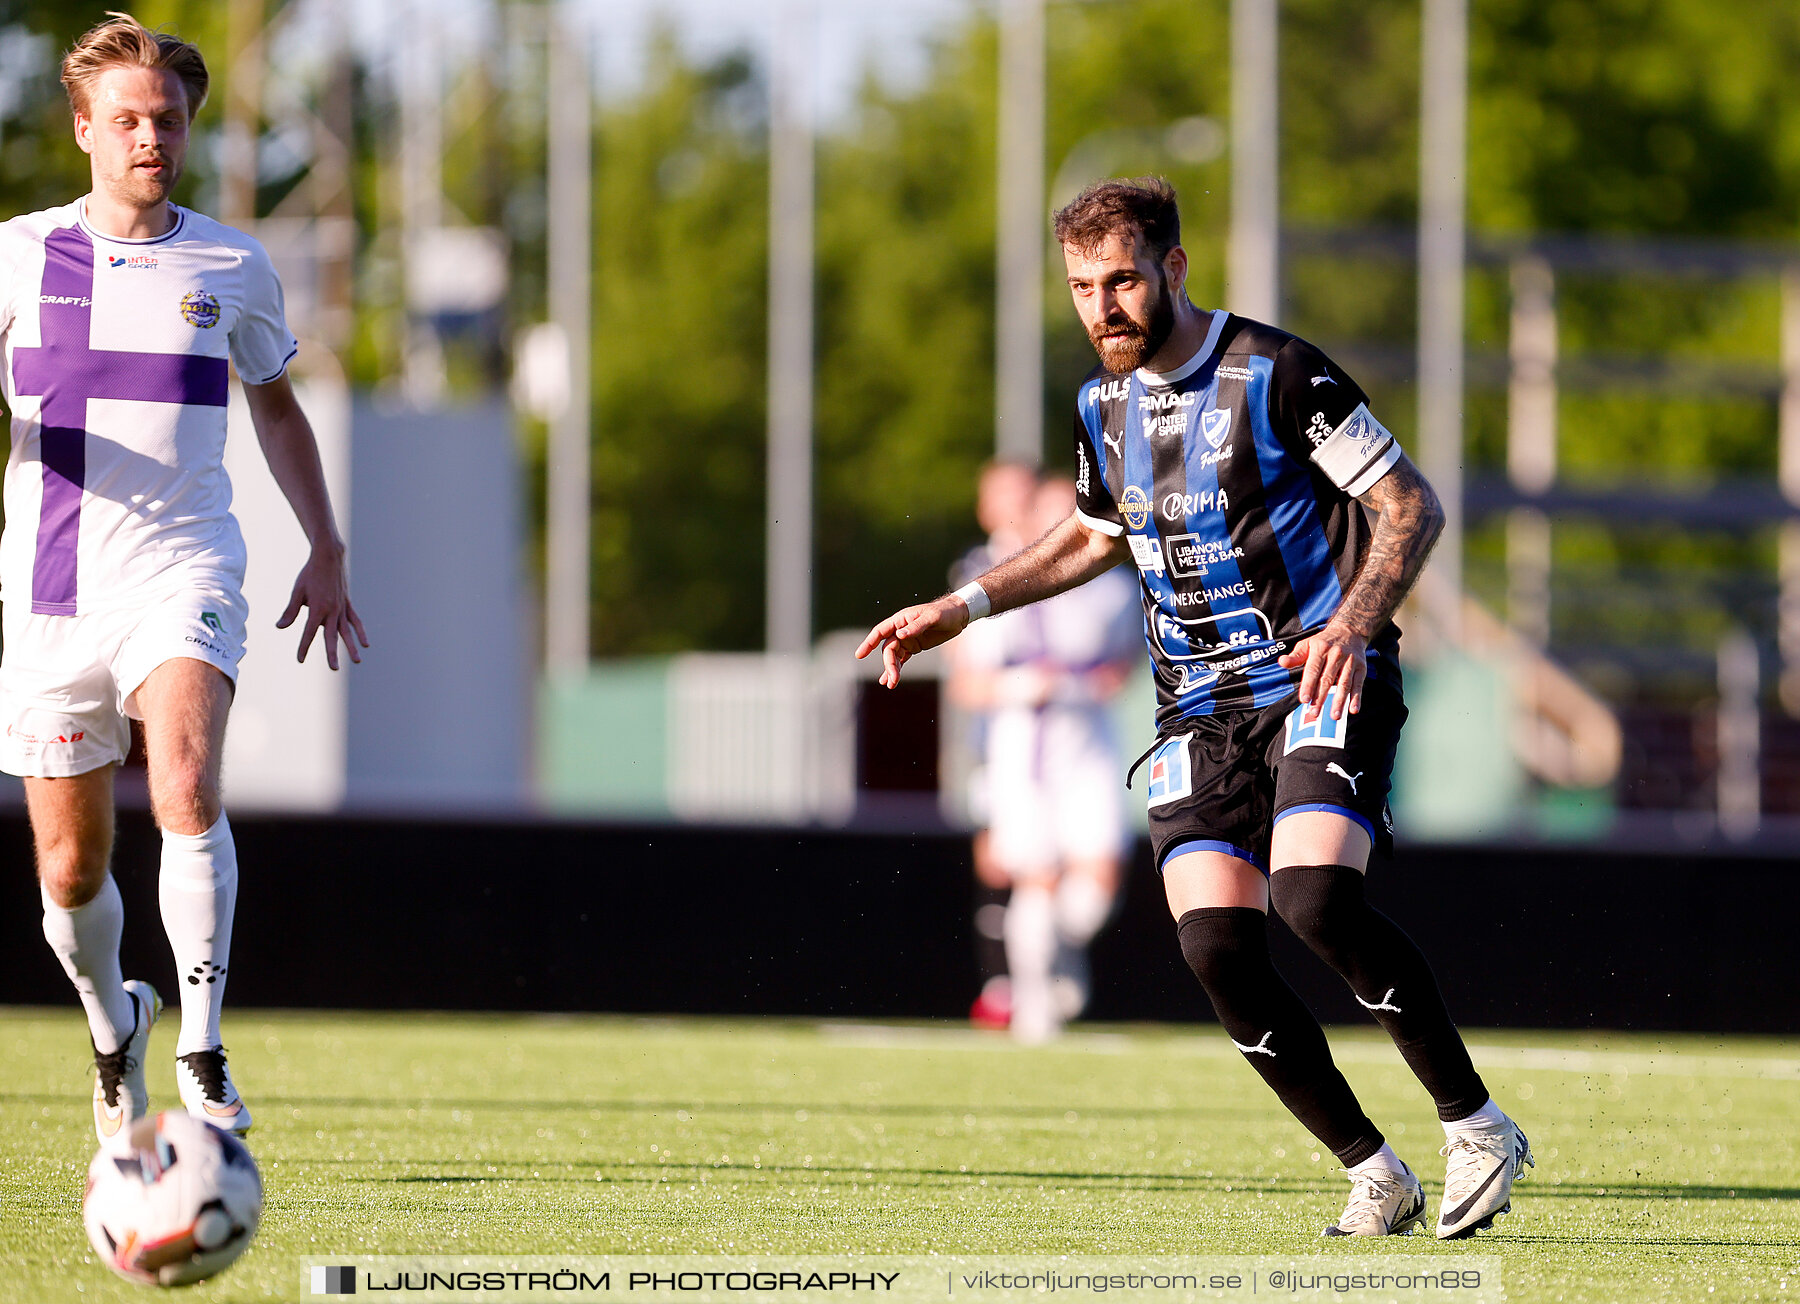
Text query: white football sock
1443 1096 1508 1137
41 876 134 1054
1348 1142 1406 1176
1004 881 1058 1042
159 813 238 1056
1053 875 1112 946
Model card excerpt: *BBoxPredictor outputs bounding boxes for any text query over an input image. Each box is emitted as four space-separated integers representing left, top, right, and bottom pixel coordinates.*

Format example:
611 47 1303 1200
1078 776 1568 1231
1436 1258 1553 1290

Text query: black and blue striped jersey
1072 311 1406 725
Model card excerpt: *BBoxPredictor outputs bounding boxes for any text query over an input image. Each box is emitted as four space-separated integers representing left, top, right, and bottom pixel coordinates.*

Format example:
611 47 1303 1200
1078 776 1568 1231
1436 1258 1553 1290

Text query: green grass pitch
2 1010 1796 1303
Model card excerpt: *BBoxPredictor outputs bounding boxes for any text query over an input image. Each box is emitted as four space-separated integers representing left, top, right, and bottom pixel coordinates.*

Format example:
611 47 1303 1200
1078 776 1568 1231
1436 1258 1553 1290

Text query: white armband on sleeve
1310 402 1403 497
955 581 991 622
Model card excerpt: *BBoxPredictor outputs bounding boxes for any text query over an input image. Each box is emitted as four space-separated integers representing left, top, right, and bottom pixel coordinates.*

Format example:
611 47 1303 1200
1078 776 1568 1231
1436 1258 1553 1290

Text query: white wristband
954 581 991 622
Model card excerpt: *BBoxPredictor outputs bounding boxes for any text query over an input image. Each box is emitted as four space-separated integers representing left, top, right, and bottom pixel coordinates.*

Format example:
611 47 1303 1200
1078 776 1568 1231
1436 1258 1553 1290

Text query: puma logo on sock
1356 987 1403 1014
1231 1031 1276 1057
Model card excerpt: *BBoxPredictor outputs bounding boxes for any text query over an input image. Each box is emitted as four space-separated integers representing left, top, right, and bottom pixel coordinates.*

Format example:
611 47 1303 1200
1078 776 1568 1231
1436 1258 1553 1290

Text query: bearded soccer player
1 15 364 1148
858 178 1530 1239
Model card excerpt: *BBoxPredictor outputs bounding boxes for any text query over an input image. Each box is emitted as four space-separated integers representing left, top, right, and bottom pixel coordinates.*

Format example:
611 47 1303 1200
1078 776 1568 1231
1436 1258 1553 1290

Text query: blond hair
61 11 209 120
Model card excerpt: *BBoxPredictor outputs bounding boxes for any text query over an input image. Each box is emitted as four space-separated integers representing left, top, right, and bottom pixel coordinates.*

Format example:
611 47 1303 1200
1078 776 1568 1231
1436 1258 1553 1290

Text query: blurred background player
946 475 1139 1042
0 14 364 1149
948 460 1039 1028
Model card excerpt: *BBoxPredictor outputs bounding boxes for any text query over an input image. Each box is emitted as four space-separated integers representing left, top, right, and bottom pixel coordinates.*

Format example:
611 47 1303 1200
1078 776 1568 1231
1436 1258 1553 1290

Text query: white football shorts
0 571 247 777
985 707 1128 874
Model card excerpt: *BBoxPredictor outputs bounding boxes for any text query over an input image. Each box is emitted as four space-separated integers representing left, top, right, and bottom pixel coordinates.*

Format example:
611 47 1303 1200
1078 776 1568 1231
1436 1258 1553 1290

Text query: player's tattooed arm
1340 453 1444 638
1278 452 1444 719
856 514 1128 689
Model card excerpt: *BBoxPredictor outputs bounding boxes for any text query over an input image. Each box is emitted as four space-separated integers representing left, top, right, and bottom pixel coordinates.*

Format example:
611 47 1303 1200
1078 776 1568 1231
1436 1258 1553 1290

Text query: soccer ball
83 1111 263 1287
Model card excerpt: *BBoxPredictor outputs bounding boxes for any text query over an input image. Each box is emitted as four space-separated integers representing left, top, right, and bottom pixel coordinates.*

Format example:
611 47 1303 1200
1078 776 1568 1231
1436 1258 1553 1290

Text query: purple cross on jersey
10 225 228 614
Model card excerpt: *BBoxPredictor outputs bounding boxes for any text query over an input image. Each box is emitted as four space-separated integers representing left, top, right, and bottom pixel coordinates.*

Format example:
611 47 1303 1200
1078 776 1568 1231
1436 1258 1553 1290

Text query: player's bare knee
152 765 222 835
36 841 111 908
156 793 222 836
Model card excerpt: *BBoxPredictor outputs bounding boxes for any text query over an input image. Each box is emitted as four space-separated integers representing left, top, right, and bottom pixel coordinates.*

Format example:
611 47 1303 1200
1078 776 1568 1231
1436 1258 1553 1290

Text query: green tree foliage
518 0 1800 654
816 0 1238 635
1470 0 1800 238
6 1 1800 666
0 3 112 217
811 23 998 633
584 39 770 655
1459 0 1800 674
592 2 1244 647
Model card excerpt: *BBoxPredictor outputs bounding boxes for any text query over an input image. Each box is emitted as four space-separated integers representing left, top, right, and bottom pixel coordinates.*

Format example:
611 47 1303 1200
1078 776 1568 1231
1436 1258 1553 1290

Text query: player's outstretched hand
1278 620 1368 722
277 543 369 670
855 596 971 688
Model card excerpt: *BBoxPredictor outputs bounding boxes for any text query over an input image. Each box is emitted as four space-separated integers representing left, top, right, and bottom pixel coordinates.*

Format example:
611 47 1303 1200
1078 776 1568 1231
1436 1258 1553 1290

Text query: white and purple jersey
0 199 296 615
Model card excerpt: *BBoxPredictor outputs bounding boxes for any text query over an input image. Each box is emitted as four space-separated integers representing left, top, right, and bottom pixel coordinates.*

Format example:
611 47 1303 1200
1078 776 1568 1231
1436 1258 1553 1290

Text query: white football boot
175 1046 254 1136
1437 1117 1533 1239
92 979 161 1150
1323 1159 1427 1236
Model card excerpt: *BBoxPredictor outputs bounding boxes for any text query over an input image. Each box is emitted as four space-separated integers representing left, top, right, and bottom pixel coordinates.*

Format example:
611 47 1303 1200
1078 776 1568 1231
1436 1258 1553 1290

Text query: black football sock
1176 907 1385 1166
1270 865 1489 1122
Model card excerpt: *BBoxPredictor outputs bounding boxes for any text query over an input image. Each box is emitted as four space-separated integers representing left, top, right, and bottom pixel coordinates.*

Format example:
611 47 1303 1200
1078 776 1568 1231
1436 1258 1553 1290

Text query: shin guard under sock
42 877 133 1053
1176 906 1384 1166
159 814 239 1056
1270 865 1489 1122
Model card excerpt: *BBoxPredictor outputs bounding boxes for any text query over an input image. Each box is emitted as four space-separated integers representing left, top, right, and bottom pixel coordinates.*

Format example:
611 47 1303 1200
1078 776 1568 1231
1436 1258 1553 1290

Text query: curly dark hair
1052 176 1182 261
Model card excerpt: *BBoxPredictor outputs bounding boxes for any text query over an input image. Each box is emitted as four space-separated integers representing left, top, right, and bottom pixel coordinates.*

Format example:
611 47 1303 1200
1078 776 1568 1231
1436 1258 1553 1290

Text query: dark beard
1089 270 1177 373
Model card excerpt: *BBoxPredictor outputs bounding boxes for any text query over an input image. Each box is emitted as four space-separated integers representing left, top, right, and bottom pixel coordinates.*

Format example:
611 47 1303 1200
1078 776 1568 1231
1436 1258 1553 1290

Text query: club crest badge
1200 406 1231 449
180 291 221 328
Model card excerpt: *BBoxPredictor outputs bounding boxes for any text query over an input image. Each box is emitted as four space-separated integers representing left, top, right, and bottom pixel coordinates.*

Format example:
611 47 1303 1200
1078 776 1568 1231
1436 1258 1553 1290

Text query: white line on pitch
814 1023 1800 1078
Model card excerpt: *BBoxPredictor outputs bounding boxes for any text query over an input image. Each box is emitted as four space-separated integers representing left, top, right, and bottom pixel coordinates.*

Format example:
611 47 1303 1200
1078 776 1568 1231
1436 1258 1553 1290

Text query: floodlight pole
766 1 816 655
544 5 593 672
1778 269 1800 714
398 0 447 405
995 0 1045 467
1417 0 1468 640
1506 255 1557 648
313 0 356 353
221 0 265 228
1227 0 1279 323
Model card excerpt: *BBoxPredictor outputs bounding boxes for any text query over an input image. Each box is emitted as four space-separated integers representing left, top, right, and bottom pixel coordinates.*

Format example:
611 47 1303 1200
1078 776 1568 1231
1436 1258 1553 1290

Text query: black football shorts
1139 680 1406 873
